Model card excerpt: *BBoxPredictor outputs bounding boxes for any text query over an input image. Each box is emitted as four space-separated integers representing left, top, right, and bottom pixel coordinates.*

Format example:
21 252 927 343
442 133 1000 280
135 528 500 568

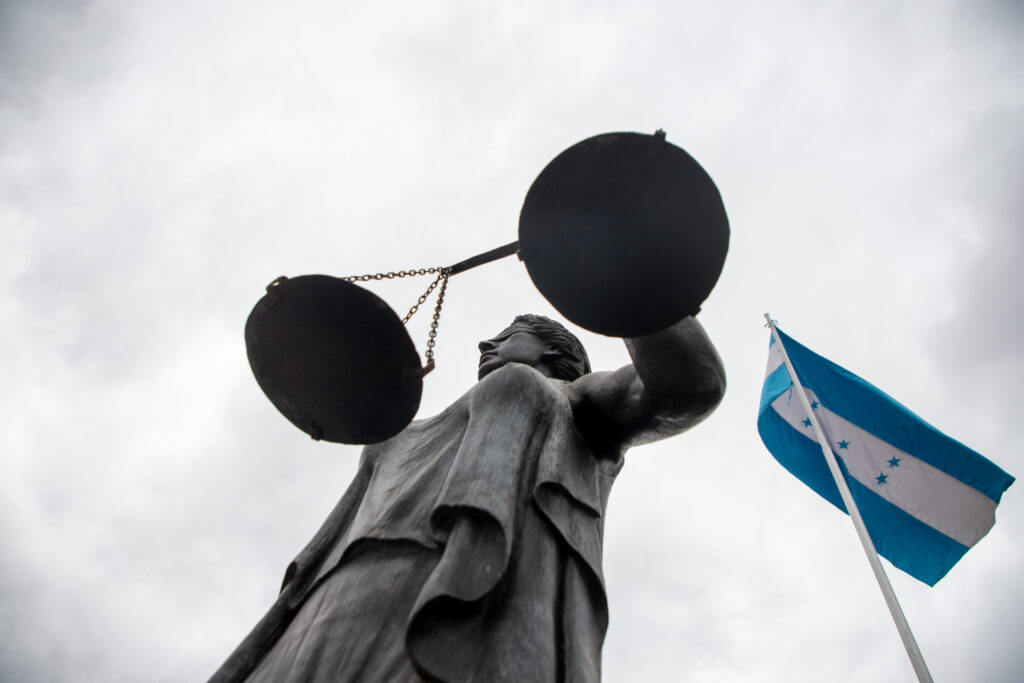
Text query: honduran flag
758 327 1014 585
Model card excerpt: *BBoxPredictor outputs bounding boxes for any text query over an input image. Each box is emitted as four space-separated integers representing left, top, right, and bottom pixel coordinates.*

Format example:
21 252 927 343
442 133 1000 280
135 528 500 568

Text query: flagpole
763 314 933 683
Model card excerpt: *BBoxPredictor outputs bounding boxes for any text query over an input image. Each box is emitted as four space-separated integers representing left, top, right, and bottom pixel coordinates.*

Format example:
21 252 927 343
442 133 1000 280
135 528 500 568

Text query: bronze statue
211 312 725 682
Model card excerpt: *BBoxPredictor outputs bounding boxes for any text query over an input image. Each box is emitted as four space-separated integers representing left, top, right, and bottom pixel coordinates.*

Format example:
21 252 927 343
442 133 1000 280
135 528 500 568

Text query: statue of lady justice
211 131 730 682
211 312 724 682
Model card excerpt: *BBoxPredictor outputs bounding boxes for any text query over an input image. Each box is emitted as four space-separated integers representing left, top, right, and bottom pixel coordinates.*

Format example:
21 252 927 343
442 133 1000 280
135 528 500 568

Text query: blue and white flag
758 327 1014 585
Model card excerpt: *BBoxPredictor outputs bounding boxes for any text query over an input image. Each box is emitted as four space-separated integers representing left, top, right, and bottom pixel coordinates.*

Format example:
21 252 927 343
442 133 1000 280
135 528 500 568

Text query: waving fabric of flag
758 327 1014 585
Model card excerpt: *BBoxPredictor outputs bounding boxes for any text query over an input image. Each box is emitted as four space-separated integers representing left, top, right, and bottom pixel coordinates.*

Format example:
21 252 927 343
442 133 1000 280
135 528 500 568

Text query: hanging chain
399 271 441 323
341 266 451 375
421 271 450 375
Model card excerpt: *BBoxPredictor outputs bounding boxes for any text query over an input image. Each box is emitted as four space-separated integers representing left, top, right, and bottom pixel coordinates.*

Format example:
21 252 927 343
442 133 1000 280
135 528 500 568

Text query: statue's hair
493 314 591 381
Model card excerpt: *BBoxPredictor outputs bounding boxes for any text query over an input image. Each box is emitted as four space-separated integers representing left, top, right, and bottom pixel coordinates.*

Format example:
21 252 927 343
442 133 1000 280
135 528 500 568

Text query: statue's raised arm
569 315 726 450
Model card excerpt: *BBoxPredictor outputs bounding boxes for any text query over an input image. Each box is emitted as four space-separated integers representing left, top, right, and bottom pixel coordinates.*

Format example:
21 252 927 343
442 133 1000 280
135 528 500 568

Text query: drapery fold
211 364 624 683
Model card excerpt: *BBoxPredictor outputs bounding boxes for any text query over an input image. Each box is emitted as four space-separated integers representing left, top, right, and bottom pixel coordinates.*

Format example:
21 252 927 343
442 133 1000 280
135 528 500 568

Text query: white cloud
1 1 1020 681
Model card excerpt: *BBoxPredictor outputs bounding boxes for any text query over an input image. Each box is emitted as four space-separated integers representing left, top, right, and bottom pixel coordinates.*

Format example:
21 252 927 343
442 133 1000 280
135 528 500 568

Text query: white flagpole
763 314 933 683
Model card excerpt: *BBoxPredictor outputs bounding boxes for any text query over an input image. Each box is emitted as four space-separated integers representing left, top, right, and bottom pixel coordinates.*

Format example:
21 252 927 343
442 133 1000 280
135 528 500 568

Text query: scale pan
245 275 422 444
518 131 729 338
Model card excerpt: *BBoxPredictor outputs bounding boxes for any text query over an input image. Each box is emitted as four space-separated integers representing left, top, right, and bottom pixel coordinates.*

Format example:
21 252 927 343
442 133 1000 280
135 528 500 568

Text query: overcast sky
2 1 1022 681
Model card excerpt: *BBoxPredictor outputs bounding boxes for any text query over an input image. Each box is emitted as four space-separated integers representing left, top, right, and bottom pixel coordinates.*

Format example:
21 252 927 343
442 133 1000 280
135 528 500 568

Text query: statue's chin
477 362 499 380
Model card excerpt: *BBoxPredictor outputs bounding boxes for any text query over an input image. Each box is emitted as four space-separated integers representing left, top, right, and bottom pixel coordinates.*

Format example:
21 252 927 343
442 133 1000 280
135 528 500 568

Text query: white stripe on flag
764 336 784 379
770 388 997 547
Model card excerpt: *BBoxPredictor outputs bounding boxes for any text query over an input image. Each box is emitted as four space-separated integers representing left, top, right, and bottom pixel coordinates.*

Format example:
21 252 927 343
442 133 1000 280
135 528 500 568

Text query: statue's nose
478 339 496 353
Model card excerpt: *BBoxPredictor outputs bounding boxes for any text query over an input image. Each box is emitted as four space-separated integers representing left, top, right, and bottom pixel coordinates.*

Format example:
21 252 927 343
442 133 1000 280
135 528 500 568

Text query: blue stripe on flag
757 399 970 585
758 402 845 511
774 328 1014 503
759 363 793 414
846 469 970 586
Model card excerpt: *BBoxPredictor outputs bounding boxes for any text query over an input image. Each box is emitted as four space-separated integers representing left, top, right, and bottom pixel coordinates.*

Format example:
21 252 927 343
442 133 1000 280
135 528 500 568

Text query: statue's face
477 330 554 380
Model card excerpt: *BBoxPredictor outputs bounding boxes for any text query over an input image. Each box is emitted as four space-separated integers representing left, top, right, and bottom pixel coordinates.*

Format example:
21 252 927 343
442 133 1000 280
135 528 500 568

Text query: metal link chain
342 267 446 282
398 271 440 323
421 271 450 375
341 266 451 375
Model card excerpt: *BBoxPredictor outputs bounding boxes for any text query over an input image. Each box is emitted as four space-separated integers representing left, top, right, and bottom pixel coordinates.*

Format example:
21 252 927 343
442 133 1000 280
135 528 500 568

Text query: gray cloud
1 1 1021 682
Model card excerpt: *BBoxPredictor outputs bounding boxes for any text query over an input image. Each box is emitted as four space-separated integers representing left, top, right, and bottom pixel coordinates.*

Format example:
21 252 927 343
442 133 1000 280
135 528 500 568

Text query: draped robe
210 362 626 682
